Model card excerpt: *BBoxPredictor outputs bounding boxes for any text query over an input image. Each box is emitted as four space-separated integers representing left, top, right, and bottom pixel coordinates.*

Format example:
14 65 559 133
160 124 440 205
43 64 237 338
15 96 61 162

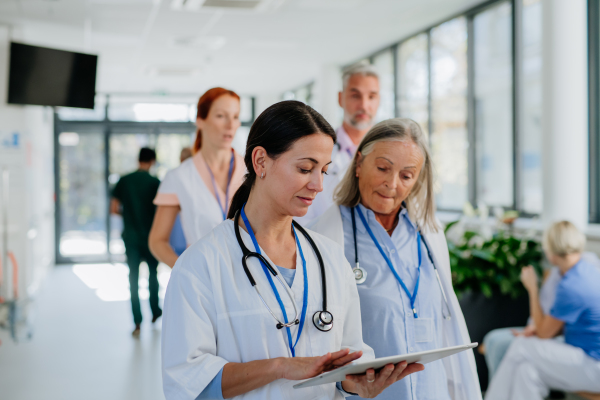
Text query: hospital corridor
0 263 168 400
1 0 600 399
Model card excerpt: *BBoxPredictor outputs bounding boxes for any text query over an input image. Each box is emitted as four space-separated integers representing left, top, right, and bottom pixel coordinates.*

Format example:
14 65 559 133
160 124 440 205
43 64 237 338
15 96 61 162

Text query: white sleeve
339 249 375 360
336 250 374 397
161 251 228 400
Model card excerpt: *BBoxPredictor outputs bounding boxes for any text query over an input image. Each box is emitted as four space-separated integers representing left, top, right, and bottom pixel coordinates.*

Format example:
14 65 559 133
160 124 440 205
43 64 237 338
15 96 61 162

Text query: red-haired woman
149 88 245 267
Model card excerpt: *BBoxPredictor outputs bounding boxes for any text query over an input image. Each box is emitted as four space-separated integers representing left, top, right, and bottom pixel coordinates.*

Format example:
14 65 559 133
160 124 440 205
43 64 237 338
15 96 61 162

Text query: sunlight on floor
72 263 171 302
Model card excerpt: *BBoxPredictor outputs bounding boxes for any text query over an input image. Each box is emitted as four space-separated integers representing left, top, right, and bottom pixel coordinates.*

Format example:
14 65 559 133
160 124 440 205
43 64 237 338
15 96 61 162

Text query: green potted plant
446 220 543 299
444 209 543 390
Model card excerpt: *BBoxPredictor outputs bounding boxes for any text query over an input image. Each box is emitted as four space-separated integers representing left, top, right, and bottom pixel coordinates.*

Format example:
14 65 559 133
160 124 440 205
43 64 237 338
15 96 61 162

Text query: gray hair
334 118 438 233
342 61 380 91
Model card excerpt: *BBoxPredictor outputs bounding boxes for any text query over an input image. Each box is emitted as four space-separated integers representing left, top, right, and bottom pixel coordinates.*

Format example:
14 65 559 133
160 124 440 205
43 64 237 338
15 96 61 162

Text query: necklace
385 217 399 232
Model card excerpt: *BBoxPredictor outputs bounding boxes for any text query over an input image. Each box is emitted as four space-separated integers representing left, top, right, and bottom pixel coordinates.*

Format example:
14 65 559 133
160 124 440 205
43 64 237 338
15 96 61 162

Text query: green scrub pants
124 240 161 325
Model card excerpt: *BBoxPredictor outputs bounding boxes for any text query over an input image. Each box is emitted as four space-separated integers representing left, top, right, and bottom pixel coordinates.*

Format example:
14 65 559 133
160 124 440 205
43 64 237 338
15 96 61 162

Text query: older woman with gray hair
310 118 481 400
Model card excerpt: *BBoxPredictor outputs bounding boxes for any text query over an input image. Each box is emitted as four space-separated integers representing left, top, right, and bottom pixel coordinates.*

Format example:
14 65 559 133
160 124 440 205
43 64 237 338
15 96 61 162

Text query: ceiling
0 0 485 96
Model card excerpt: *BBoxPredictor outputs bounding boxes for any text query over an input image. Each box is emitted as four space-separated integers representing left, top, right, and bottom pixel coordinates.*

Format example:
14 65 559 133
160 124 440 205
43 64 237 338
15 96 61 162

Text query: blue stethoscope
351 206 452 320
205 151 235 220
233 205 334 356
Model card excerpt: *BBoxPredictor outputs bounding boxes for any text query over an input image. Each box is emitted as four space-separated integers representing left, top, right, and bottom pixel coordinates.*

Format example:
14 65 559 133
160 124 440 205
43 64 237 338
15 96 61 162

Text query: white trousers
484 337 600 400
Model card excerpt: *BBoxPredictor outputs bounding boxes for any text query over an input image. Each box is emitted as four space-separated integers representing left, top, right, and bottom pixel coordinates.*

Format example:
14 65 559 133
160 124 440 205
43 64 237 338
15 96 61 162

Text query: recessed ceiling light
144 65 205 77
171 0 283 12
170 35 226 50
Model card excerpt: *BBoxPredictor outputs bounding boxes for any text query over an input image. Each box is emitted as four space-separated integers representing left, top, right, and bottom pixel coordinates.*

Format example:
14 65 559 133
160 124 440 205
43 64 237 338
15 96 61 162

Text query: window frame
589 0 600 223
345 0 538 215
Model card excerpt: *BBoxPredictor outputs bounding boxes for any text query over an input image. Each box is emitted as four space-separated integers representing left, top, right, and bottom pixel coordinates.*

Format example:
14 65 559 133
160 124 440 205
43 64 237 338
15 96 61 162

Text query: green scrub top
112 170 161 246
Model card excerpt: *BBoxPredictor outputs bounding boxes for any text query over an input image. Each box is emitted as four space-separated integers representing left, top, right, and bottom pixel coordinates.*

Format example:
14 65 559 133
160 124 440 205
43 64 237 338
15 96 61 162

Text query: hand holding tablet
294 343 478 390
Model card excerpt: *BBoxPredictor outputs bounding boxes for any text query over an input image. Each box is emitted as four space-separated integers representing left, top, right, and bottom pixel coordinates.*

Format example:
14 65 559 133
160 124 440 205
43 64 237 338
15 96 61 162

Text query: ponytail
227 174 255 219
193 128 202 153
226 100 336 219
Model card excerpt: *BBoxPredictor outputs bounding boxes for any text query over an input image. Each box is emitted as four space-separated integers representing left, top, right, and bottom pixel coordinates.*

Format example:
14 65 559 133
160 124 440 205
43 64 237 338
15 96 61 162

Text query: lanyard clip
412 308 418 318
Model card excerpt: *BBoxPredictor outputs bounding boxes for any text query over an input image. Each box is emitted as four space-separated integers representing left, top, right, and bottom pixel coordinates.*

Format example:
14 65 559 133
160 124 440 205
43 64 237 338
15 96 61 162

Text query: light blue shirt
276 266 296 287
196 368 223 400
551 258 600 360
169 213 187 256
340 204 450 400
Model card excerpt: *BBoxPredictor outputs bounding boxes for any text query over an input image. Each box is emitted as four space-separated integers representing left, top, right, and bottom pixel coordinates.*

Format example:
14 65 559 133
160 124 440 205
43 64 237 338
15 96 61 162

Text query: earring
260 172 264 179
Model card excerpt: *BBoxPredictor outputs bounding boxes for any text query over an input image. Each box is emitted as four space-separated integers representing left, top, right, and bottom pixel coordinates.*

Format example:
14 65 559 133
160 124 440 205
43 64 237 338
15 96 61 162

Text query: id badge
414 318 433 343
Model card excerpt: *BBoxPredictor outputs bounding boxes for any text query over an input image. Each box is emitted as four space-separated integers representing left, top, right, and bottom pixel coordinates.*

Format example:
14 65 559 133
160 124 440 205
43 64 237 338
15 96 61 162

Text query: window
282 82 314 107
520 0 543 214
430 17 469 210
397 33 429 135
474 2 513 207
372 49 396 122
350 0 542 215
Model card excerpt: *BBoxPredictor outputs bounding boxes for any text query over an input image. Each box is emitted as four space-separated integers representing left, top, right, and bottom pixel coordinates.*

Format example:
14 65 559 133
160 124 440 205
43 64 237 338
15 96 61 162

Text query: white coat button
410 347 414 352
390 249 396 254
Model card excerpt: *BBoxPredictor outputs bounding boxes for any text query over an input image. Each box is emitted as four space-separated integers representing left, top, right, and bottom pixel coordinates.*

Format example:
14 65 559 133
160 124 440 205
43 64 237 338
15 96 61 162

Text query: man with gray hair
298 61 380 224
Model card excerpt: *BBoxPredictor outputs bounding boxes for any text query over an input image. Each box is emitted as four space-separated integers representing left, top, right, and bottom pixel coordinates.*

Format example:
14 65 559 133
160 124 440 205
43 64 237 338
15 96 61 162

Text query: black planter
458 291 530 392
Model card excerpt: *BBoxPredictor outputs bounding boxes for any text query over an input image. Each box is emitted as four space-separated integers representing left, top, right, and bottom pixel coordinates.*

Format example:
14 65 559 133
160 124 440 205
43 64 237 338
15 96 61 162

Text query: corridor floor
0 264 169 400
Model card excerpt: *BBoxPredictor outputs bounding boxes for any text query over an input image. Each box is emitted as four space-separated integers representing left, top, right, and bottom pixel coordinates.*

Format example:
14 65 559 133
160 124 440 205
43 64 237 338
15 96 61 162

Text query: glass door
56 128 108 263
108 130 193 261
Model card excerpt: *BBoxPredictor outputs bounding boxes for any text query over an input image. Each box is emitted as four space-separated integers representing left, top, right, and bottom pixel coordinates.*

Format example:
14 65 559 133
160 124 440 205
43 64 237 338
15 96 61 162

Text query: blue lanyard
240 206 309 357
355 206 422 318
205 152 235 220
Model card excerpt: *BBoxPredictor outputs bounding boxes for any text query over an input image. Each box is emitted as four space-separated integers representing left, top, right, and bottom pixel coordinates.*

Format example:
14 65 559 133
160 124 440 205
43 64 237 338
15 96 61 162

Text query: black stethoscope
351 205 452 320
234 207 334 334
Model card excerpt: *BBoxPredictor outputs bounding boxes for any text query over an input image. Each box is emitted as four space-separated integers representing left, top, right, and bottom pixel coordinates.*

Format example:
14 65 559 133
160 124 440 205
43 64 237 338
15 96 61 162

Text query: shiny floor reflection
0 264 168 400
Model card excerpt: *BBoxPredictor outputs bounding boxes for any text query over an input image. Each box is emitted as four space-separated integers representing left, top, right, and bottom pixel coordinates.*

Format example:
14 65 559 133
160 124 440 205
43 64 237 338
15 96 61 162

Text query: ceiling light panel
171 0 283 12
170 35 226 50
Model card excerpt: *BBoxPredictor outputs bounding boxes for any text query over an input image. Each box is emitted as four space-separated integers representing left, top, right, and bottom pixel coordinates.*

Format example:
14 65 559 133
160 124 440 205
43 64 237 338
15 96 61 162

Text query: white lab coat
296 142 353 225
156 152 245 246
161 219 375 400
309 205 482 400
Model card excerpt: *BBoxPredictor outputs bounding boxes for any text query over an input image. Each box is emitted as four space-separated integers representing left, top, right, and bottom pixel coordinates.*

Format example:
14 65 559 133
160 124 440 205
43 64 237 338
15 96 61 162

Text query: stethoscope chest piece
313 310 334 332
353 264 367 285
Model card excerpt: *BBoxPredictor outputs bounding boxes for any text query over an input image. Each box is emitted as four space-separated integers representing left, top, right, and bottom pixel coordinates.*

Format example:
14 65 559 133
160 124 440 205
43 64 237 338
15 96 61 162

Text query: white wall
0 26 55 301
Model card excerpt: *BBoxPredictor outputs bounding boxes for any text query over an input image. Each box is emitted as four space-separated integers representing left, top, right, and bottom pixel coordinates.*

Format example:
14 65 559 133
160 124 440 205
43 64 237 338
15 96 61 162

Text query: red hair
194 87 240 153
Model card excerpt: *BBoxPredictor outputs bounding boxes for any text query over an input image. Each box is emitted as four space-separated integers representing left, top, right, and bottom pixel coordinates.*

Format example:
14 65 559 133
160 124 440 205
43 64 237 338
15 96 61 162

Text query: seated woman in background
309 118 481 400
485 221 600 400
483 252 600 381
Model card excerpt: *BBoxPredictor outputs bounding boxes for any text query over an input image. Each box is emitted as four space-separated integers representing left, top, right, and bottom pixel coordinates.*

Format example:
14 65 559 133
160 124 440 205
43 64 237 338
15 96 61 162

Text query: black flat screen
7 42 98 109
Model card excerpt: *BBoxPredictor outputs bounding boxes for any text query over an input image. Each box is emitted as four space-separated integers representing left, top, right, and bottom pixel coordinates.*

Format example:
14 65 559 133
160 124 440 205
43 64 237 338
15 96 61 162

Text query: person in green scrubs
111 148 161 336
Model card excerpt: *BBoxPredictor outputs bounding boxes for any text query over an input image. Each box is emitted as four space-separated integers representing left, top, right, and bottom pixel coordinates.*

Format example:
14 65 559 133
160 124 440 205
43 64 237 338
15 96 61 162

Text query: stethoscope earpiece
312 311 334 332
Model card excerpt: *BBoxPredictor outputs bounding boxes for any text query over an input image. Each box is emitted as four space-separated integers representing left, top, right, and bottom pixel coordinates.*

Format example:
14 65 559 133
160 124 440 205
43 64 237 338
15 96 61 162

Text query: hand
343 361 424 398
520 266 538 293
522 324 536 337
511 324 536 337
279 348 363 381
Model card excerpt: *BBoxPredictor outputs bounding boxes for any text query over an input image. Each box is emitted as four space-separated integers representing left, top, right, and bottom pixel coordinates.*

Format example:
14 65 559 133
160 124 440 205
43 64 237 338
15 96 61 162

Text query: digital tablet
293 342 477 389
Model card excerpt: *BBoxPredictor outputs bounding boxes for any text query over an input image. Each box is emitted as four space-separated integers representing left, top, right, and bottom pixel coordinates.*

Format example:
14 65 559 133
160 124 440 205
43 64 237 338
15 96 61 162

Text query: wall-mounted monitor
7 42 98 109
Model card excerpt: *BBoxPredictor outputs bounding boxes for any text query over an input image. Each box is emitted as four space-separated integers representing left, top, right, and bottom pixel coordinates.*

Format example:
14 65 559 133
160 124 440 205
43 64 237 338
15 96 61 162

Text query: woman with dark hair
149 87 245 268
161 101 423 399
